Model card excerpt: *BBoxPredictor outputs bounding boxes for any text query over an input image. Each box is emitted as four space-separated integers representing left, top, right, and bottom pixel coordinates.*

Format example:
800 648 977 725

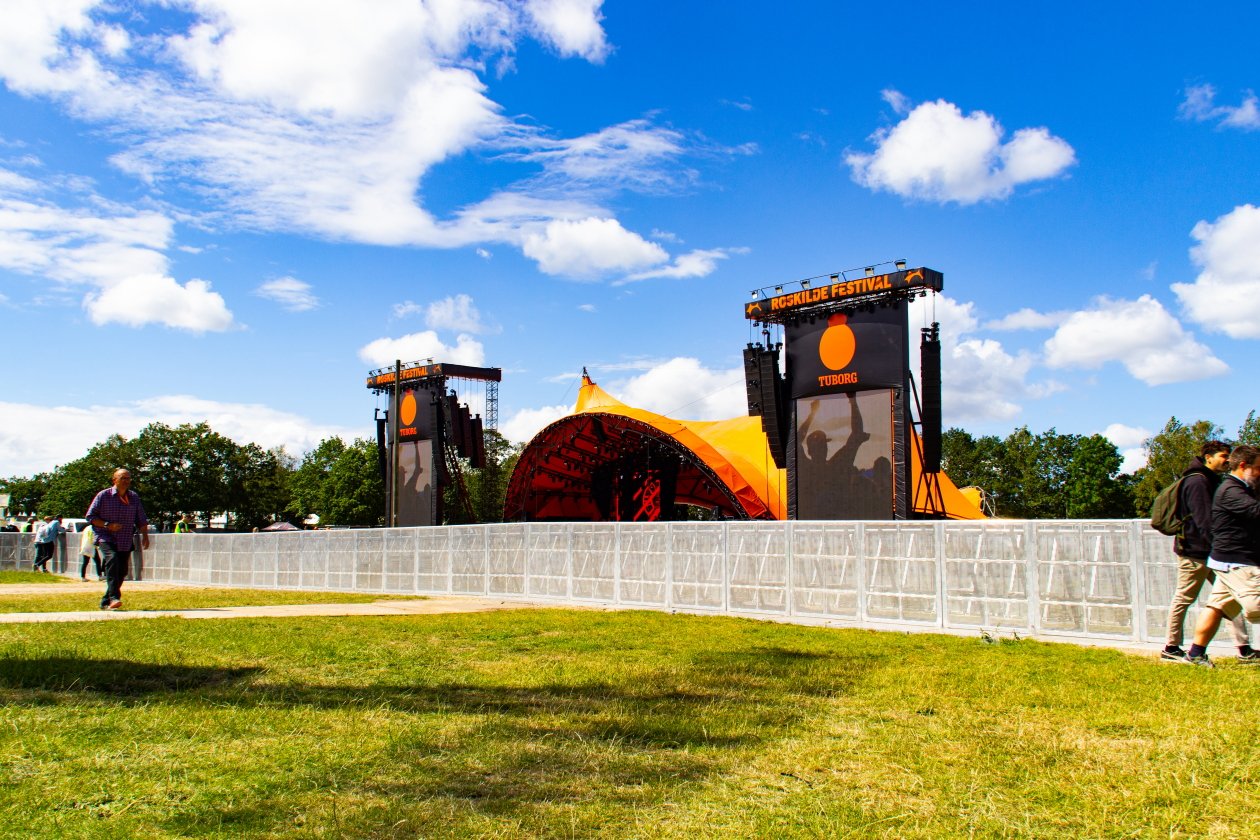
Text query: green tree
1 473 49 518
950 427 1133 519
1065 434 1131 518
288 437 346 523
40 434 135 519
1236 410 1260 447
1132 417 1223 516
225 444 294 530
129 422 239 529
322 439 384 527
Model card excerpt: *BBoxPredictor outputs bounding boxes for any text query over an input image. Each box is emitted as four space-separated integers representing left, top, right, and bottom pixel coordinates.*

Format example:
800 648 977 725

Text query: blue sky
2 1 1259 476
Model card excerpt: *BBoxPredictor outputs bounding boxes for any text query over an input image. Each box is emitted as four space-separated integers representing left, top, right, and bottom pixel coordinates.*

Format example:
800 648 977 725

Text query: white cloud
984 307 1070 331
503 357 749 445
881 88 911 115
475 247 491 259
256 276 319 312
85 274 234 332
0 163 234 332
1102 423 1151 474
0 395 360 476
1178 84 1260 131
1172 204 1260 338
425 293 493 333
0 0 718 280
577 303 596 312
525 0 609 62
510 118 693 194
501 403 570 444
392 300 424 319
357 330 486 368
1043 295 1228 385
608 357 746 419
846 96 1076 204
909 294 1048 422
618 247 747 283
522 217 667 278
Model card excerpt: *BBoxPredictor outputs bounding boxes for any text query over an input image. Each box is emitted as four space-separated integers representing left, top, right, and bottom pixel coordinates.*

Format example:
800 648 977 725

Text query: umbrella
260 521 300 532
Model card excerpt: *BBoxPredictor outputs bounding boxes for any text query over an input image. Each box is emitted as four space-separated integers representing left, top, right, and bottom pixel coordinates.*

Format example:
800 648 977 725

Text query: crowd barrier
1 519 1224 651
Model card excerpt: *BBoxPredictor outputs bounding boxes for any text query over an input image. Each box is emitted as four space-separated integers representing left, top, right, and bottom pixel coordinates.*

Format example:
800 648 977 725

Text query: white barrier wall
0 520 1209 650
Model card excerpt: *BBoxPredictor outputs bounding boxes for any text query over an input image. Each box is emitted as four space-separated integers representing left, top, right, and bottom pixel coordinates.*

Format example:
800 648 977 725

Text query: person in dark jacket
1161 441 1252 662
1186 445 1260 666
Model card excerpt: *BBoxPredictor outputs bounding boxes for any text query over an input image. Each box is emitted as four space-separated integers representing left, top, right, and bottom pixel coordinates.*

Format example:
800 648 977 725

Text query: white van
61 518 90 533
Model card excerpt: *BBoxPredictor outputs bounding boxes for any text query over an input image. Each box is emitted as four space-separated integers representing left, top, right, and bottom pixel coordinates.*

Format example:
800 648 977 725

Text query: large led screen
794 390 894 520
393 439 435 527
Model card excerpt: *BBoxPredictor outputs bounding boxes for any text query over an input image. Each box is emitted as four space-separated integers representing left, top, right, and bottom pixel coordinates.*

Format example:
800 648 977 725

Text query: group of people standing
1163 440 1260 666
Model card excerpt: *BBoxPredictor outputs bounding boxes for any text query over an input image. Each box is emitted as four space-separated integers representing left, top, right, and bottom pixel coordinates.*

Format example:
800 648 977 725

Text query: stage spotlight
895 259 907 270
774 285 783 293
864 266 875 276
801 279 810 289
830 274 839 282
750 290 758 298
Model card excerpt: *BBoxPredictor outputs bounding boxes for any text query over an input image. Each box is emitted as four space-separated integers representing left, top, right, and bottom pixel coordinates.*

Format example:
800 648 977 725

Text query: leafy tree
129 422 238 529
1 473 50 518
940 428 1002 491
1132 417 1224 516
40 434 135 519
1236 410 1260 447
226 445 294 530
1065 434 1130 518
322 439 384 527
288 437 346 523
941 426 1133 519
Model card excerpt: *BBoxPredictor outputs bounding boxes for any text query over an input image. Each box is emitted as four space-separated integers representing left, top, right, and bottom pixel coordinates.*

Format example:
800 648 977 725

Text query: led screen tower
366 361 501 526
743 265 945 520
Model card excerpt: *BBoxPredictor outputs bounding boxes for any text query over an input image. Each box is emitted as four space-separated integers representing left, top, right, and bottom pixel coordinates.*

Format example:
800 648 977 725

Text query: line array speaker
757 346 788 468
920 323 942 473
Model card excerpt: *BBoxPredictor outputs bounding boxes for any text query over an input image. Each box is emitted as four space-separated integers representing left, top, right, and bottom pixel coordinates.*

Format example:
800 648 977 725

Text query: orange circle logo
400 391 417 426
819 313 856 370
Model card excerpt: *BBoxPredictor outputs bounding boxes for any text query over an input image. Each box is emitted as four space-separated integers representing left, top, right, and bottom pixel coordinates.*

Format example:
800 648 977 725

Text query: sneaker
1187 653 1214 668
106 600 122 611
1238 650 1260 664
1160 648 1190 663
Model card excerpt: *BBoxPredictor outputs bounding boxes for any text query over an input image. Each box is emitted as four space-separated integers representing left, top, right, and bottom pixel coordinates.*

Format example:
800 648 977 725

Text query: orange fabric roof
507 374 985 521
573 375 788 519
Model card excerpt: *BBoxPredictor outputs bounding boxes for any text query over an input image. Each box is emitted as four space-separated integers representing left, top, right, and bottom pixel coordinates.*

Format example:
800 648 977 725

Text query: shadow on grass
4 644 884 836
166 647 880 835
0 657 263 696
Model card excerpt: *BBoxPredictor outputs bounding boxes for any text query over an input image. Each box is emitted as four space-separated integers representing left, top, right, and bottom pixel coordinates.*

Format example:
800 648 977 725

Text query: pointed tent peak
575 372 630 413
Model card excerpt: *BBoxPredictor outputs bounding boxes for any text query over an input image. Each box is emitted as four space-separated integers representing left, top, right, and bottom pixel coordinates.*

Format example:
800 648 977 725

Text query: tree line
943 412 1260 519
1 422 520 531
6 413 1257 526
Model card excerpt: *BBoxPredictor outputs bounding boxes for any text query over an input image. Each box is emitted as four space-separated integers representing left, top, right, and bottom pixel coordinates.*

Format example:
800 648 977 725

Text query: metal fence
0 519 1230 651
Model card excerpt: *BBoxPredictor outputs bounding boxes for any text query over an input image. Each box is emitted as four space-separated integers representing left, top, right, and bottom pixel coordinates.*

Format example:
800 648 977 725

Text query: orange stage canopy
503 375 984 521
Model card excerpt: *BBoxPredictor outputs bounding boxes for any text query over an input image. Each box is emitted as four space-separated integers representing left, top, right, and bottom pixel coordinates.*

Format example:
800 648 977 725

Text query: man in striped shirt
85 469 150 610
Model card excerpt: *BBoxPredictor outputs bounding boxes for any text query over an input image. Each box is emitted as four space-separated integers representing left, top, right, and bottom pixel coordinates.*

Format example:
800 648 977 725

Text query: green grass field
0 586 1254 838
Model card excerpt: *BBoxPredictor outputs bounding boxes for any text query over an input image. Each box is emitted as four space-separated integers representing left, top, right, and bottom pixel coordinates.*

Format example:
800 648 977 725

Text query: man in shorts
1186 445 1260 666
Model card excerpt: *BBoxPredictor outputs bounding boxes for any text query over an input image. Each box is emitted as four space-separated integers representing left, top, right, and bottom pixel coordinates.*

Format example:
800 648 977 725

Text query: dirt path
0 581 576 623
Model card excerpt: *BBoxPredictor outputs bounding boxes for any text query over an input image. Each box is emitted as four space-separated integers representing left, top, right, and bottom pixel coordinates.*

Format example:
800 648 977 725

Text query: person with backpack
1184 444 1260 666
1160 441 1253 662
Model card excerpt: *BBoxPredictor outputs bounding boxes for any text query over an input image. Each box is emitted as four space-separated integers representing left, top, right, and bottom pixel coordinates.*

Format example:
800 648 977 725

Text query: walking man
1186 445 1260 666
1162 441 1253 662
85 469 149 611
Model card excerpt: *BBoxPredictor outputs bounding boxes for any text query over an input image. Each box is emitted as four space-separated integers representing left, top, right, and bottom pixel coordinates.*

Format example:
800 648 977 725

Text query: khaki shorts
1205 565 1260 623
